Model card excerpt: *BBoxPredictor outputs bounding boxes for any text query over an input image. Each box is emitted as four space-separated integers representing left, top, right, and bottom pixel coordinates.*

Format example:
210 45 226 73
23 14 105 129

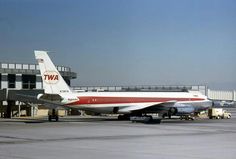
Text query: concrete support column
5 100 15 118
36 74 42 89
15 74 22 89
207 89 210 99
18 102 21 117
31 106 34 117
30 105 38 117
0 101 3 118
1 73 8 89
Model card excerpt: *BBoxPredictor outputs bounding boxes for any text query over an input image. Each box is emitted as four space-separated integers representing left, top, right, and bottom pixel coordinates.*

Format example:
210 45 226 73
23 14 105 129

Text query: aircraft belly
68 104 128 114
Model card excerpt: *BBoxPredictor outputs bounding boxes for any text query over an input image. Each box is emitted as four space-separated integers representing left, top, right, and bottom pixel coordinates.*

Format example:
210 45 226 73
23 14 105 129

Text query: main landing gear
180 115 195 120
162 113 195 121
130 115 153 123
118 114 155 123
162 113 172 119
48 109 59 122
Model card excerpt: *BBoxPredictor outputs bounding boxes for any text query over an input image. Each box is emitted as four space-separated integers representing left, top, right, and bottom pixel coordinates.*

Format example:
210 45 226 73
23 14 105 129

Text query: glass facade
8 74 16 88
0 62 76 90
22 75 36 89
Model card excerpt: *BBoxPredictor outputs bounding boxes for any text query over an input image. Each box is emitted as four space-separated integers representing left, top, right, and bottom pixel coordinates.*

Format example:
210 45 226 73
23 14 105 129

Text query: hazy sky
0 0 236 90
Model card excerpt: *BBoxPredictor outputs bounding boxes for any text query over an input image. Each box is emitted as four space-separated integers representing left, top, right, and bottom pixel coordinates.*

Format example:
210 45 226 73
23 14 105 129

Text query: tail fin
34 50 72 94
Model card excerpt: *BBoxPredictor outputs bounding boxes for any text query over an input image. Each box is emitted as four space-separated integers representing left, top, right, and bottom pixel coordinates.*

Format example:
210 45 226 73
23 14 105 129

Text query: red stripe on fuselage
66 96 205 106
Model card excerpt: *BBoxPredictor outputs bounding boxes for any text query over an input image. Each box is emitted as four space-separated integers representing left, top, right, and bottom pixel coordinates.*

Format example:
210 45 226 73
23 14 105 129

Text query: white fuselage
35 51 212 115
61 91 211 114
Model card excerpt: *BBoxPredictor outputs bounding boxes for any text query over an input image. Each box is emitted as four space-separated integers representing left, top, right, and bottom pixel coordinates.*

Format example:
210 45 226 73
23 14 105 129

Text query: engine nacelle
36 93 63 102
169 104 195 115
37 94 44 100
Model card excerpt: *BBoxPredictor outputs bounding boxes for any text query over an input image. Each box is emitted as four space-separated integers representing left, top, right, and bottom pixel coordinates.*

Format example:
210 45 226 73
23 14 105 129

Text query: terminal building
0 62 76 118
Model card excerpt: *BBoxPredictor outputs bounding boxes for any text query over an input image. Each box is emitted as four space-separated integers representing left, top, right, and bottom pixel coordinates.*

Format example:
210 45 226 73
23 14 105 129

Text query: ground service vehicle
208 108 231 119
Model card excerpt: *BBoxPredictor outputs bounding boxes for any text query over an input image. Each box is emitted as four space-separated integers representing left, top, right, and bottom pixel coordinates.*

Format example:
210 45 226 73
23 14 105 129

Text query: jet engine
36 93 63 102
37 93 44 100
169 104 195 115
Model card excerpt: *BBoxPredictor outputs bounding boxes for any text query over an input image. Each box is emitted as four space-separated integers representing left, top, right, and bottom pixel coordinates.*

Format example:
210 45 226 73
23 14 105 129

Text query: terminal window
8 74 16 88
64 77 71 86
22 75 36 89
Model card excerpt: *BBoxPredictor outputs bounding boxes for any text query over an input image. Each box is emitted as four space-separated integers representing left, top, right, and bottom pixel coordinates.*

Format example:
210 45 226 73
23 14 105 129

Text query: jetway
208 89 236 102
0 89 44 118
73 85 236 102
73 85 208 95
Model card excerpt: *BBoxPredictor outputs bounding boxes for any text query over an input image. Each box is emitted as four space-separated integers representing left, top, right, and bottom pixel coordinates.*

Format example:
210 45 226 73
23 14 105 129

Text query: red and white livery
35 51 212 121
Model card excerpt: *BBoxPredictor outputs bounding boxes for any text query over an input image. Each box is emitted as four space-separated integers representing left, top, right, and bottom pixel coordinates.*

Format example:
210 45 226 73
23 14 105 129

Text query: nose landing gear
48 109 59 122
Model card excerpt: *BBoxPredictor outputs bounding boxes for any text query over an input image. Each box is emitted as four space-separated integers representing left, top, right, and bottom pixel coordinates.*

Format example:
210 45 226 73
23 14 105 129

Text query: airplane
213 100 235 107
35 50 212 122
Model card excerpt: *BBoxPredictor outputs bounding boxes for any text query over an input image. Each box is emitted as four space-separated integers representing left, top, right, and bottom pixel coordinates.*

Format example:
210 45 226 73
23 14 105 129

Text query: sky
0 0 236 90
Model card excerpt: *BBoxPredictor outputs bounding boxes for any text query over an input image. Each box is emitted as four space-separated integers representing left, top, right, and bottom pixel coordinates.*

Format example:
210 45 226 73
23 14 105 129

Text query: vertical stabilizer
34 50 72 94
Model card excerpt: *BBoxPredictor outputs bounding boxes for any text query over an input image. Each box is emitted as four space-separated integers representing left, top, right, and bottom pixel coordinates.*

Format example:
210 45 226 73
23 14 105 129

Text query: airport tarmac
0 108 236 159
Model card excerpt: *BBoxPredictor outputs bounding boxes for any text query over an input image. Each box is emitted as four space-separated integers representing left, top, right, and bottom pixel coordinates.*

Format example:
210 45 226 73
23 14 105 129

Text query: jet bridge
0 88 44 118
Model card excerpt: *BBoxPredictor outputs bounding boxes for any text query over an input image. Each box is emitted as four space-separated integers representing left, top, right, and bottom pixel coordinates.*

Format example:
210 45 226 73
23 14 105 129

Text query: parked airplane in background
212 100 235 107
35 50 212 121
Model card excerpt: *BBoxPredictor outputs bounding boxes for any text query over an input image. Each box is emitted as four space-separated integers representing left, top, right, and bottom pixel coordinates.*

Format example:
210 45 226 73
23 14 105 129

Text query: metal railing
0 62 71 72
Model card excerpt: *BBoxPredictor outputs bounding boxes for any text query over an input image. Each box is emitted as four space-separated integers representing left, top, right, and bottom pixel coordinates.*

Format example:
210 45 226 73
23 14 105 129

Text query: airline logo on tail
43 71 59 84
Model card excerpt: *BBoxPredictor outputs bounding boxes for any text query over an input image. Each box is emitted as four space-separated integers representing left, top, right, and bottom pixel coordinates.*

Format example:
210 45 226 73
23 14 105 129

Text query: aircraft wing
16 93 66 109
15 93 43 104
118 101 177 113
